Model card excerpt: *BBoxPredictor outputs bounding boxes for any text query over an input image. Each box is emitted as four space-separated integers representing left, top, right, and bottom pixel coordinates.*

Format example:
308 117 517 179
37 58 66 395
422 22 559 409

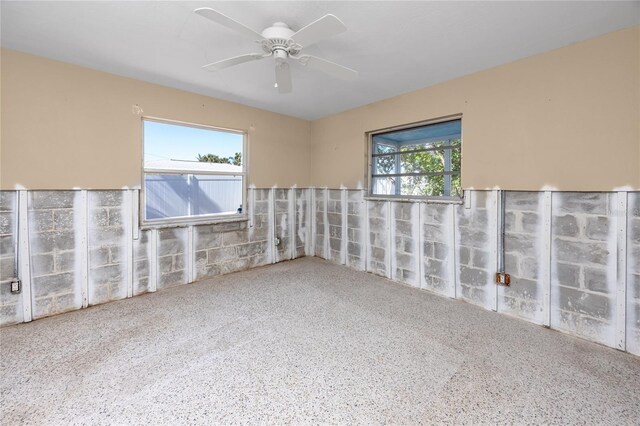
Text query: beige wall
1 49 311 190
311 26 640 191
2 27 639 191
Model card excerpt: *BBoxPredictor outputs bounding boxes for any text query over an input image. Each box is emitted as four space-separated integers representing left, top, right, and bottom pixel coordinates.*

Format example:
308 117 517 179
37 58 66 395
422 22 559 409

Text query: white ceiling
2 1 638 120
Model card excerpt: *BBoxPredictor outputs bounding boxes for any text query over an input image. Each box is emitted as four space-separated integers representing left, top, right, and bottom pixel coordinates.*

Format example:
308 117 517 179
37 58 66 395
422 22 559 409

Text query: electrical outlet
10 279 21 294
495 272 510 286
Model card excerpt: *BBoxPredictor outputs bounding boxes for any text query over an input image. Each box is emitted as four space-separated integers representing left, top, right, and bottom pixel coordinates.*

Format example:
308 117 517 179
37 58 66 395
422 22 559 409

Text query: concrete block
109 246 123 264
92 191 123 207
29 210 54 232
556 193 609 216
629 218 640 245
207 247 237 264
32 272 75 297
424 224 447 242
472 249 489 268
506 277 538 298
472 191 489 208
158 229 186 256
423 204 448 224
424 258 445 278
89 209 109 228
347 202 361 215
347 215 360 229
0 191 16 212
31 230 75 254
505 234 536 255
0 212 14 235
394 203 413 221
585 216 609 241
518 257 538 279
521 212 538 234
236 242 264 258
370 246 385 262
327 213 341 226
458 246 470 265
553 263 581 288
0 303 20 326
558 286 611 319
220 258 250 275
30 191 75 210
90 228 125 246
53 210 75 230
135 259 149 277
396 252 414 270
505 211 516 232
553 215 579 237
108 209 124 227
0 256 16 281
194 227 222 251
90 264 124 284
89 247 110 268
347 242 361 257
583 267 609 293
55 251 75 273
159 270 185 289
459 228 489 248
423 242 434 258
395 220 413 237
174 254 185 271
460 266 488 287
0 236 14 256
504 253 519 276
554 238 609 266
223 230 250 246
196 263 221 280
433 242 449 261
505 192 539 212
31 253 54 277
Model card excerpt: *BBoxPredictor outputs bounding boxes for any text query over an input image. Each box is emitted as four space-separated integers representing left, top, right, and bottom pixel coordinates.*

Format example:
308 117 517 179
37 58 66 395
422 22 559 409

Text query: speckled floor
1 257 639 425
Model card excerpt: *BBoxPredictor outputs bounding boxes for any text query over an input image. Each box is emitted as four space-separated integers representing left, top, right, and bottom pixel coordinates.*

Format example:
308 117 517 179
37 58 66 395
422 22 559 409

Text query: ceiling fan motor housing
260 22 301 57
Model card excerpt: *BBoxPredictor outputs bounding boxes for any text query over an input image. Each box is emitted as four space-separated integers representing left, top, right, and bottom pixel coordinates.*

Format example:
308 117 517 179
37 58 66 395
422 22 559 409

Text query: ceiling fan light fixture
194 8 358 94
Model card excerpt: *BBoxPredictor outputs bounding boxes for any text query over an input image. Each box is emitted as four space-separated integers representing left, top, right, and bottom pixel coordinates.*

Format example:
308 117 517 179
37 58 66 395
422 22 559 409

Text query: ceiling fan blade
291 14 346 48
294 55 358 81
194 8 266 40
275 61 292 94
202 53 268 71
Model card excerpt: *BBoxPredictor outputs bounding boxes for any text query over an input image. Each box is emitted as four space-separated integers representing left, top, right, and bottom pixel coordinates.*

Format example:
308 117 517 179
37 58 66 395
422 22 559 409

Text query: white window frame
141 117 248 228
366 114 463 202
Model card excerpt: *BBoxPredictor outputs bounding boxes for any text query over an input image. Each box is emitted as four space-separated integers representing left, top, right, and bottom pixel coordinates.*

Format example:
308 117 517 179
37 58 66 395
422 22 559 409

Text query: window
142 118 246 224
369 118 461 199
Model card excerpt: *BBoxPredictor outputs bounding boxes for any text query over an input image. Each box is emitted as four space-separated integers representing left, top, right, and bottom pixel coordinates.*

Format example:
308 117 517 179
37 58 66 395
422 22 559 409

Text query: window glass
143 120 245 223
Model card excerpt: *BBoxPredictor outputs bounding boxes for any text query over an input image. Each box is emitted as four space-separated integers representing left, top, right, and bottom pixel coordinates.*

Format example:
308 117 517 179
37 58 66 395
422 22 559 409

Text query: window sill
140 214 249 230
364 196 463 204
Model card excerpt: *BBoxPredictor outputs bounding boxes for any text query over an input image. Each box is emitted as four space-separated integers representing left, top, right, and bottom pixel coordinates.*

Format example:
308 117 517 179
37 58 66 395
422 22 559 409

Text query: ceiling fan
194 8 358 93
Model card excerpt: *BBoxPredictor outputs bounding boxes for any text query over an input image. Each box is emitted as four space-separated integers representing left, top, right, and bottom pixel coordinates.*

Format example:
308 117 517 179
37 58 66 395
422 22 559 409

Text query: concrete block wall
628 193 640 355
0 187 311 327
314 188 327 258
346 190 366 271
455 191 496 309
310 188 639 356
88 191 128 304
422 203 455 297
1 187 637 356
551 193 617 347
28 191 82 319
501 192 544 324
367 200 389 278
0 192 20 325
